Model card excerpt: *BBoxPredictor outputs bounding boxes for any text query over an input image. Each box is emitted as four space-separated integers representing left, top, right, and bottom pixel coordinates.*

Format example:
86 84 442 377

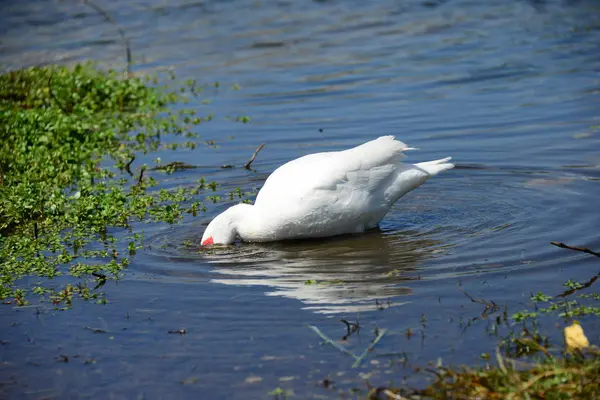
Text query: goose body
201 136 453 245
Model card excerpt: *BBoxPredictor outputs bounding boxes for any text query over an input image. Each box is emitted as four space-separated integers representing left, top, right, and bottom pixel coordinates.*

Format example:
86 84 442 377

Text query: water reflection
197 230 441 313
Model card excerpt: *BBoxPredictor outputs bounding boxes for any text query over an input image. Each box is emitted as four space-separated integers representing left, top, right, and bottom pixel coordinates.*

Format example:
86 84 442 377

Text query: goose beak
202 237 214 246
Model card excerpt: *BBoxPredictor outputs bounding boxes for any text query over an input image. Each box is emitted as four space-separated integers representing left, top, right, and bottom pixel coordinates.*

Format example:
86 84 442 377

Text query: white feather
201 136 454 244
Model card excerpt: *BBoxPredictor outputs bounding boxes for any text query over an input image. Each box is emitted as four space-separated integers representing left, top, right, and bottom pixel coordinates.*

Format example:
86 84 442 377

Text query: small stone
244 376 263 384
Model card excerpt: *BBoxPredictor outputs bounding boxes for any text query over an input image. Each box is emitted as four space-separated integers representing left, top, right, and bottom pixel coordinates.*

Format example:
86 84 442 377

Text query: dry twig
308 324 386 368
551 241 600 297
352 328 387 368
83 0 133 76
125 155 135 175
458 282 499 317
308 325 356 359
244 143 265 170
551 241 600 258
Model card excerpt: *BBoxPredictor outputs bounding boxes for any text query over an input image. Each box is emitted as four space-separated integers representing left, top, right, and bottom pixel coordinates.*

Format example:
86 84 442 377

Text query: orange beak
202 237 214 246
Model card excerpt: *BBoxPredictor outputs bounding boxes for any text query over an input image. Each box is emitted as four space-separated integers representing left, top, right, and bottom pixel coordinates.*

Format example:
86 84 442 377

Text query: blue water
1 0 600 398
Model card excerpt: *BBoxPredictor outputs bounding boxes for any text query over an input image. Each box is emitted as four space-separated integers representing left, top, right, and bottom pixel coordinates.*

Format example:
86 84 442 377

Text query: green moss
0 64 210 306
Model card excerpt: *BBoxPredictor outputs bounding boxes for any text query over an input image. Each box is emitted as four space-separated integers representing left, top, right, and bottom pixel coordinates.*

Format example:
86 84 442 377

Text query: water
1 0 600 398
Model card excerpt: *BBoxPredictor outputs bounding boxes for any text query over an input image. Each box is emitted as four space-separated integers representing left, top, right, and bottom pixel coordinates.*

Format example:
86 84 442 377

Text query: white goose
201 136 453 245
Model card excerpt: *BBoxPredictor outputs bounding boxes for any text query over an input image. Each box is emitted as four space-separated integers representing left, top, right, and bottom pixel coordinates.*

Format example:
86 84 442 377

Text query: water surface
1 0 600 398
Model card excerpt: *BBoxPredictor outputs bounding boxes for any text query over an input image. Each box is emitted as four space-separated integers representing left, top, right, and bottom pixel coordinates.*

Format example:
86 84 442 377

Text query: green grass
396 350 600 399
0 64 216 306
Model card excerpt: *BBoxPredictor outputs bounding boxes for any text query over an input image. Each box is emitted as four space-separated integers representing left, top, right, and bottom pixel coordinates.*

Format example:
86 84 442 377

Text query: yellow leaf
564 321 589 350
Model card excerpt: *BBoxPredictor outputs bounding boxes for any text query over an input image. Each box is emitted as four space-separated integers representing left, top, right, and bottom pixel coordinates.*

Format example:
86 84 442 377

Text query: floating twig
308 325 355 359
551 241 600 258
244 143 265 170
456 282 501 335
83 0 133 76
458 282 500 317
352 328 387 368
308 324 386 368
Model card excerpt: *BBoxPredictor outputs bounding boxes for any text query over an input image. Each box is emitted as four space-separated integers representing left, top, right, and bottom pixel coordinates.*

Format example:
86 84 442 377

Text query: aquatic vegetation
0 64 230 305
512 291 600 321
364 307 600 400
366 243 600 399
384 347 600 399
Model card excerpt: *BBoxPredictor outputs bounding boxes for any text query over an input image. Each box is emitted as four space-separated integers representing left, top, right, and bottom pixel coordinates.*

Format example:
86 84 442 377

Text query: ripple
133 163 595 313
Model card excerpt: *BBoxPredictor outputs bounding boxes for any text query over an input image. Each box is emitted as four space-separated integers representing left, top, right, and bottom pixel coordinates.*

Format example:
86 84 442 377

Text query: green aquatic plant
0 64 242 306
512 285 600 322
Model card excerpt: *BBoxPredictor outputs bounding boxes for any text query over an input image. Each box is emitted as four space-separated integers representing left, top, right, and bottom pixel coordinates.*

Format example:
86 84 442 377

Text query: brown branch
124 155 135 175
458 282 499 319
83 0 132 76
551 241 600 258
550 241 600 297
244 143 265 170
458 283 499 310
557 272 600 298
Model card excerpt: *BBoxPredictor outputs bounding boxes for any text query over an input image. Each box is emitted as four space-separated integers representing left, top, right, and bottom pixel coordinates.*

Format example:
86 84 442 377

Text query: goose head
201 204 252 245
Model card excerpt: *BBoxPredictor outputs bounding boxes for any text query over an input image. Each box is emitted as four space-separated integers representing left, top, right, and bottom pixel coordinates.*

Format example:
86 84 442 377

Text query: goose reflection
203 229 442 314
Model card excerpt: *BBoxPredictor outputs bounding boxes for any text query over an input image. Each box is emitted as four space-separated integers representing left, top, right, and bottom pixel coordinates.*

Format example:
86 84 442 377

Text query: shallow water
2 0 600 398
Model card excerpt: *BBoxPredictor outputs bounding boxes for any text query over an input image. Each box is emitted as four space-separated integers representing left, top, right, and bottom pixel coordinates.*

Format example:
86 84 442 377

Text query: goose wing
255 136 414 209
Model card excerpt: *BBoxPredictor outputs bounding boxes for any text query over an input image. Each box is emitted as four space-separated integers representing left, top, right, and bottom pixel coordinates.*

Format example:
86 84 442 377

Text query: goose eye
202 237 214 246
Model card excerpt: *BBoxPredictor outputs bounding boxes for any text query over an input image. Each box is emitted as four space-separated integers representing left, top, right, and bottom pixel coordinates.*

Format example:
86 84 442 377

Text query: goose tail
416 157 454 176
